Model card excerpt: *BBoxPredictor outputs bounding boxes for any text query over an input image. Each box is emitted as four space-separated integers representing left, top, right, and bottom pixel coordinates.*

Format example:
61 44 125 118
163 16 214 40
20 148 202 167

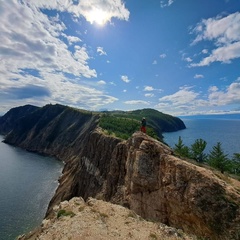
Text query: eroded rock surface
18 197 196 240
46 132 240 239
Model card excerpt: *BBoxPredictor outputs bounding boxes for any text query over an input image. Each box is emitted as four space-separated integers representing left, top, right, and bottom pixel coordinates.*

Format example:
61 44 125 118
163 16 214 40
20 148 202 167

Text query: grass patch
57 209 76 218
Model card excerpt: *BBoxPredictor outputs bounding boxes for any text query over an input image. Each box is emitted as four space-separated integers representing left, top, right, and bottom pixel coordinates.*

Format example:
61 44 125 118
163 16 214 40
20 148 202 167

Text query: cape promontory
0 104 239 240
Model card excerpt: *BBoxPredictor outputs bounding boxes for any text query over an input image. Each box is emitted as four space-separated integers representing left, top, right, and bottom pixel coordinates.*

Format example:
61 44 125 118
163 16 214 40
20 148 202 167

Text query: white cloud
202 49 208 54
208 81 240 106
194 74 204 79
0 0 129 113
124 100 150 105
155 86 207 115
208 86 218 92
121 75 131 83
24 0 130 25
97 47 107 55
0 1 97 78
143 86 163 93
159 86 199 105
62 33 82 45
160 53 167 58
97 80 106 85
191 12 240 66
152 60 157 64
145 93 154 97
184 57 193 62
144 86 154 91
154 81 240 115
160 0 175 8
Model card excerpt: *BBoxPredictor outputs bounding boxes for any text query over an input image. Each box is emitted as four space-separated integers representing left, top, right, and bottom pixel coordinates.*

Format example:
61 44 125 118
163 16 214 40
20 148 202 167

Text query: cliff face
1 104 240 239
112 134 240 239
0 105 38 135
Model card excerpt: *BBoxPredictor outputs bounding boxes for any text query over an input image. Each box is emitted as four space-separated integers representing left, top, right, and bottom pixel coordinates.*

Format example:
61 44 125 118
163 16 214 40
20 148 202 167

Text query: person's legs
141 126 146 133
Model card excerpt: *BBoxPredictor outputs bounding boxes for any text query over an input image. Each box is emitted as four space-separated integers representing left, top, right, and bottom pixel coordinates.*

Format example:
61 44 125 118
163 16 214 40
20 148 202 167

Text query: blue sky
1 0 240 116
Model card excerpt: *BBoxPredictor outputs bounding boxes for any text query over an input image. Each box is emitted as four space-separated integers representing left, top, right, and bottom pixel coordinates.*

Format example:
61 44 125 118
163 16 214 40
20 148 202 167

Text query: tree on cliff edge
190 138 207 163
207 142 230 173
174 136 190 158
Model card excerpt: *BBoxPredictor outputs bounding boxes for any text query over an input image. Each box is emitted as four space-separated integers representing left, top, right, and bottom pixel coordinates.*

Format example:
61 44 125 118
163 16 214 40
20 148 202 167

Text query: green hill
0 105 186 142
99 108 186 140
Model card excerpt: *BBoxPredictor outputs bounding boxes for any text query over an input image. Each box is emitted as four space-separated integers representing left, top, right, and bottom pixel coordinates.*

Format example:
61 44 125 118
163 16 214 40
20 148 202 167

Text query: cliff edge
1 104 240 239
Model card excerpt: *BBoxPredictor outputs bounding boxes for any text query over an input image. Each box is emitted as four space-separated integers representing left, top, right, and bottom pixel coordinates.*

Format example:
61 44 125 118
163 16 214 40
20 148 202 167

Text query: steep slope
110 133 240 239
1 104 239 239
3 104 100 159
0 105 38 135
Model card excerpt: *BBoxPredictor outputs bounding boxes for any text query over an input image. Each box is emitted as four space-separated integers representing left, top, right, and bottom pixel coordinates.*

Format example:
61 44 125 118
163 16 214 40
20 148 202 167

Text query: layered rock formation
1 104 240 239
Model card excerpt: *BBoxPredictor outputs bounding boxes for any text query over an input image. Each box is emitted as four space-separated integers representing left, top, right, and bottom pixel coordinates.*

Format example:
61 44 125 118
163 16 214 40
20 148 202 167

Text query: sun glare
88 9 109 26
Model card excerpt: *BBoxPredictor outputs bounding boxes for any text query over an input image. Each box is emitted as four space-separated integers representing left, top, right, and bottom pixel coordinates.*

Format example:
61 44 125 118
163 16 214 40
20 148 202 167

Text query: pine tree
190 138 207 163
231 153 240 175
174 136 189 158
207 142 230 173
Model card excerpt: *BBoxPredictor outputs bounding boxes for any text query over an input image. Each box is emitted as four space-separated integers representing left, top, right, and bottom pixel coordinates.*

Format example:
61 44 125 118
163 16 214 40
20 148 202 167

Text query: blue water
0 135 63 240
163 114 240 158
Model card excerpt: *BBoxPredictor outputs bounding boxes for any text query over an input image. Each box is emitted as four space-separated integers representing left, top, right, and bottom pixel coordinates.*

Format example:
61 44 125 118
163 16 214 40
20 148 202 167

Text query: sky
0 0 240 116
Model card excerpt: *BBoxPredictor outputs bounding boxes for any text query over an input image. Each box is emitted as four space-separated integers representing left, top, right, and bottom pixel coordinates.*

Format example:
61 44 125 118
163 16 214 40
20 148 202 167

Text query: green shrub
57 209 75 218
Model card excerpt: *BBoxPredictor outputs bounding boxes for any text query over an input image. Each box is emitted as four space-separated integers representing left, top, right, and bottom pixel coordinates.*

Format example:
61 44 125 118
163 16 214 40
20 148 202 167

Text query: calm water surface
0 135 63 240
163 114 240 158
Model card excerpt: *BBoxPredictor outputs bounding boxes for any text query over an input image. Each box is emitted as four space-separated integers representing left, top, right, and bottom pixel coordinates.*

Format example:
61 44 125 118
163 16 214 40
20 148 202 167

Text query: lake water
163 114 240 158
0 135 63 240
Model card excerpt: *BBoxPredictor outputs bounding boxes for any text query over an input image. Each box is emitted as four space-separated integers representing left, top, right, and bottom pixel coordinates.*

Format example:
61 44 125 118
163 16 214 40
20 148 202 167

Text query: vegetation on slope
99 114 158 140
173 136 240 177
0 104 185 142
99 108 186 140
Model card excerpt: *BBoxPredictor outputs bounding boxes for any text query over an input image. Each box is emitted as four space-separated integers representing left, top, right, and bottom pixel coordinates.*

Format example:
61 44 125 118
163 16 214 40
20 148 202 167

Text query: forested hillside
99 108 186 140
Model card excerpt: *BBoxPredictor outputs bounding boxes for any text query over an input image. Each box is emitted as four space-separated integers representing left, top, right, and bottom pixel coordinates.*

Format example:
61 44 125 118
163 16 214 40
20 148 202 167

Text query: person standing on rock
141 117 146 133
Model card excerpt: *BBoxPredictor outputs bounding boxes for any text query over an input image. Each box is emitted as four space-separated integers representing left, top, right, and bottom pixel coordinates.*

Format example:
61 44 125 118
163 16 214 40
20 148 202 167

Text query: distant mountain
104 108 186 137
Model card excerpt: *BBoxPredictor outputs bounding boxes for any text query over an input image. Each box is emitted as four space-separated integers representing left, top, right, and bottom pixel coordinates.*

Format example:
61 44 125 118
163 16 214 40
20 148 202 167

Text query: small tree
207 142 230 173
190 138 207 163
174 136 190 158
231 153 240 175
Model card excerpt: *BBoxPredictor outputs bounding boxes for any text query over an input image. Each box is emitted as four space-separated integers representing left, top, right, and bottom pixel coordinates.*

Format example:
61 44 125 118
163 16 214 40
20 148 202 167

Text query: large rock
18 197 194 240
113 133 240 239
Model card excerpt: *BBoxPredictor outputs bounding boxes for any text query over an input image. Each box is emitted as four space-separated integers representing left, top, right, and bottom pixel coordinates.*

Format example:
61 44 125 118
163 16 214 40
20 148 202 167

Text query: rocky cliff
1 104 240 239
19 197 195 240
0 104 38 135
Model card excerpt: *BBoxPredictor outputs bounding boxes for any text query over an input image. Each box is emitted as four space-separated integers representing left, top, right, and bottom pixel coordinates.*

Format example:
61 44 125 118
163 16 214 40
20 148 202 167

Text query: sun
87 9 110 26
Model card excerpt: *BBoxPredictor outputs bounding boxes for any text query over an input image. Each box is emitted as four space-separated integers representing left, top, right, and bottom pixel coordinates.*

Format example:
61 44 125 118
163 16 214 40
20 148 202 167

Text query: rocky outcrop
1 104 240 239
111 133 240 239
19 197 195 240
